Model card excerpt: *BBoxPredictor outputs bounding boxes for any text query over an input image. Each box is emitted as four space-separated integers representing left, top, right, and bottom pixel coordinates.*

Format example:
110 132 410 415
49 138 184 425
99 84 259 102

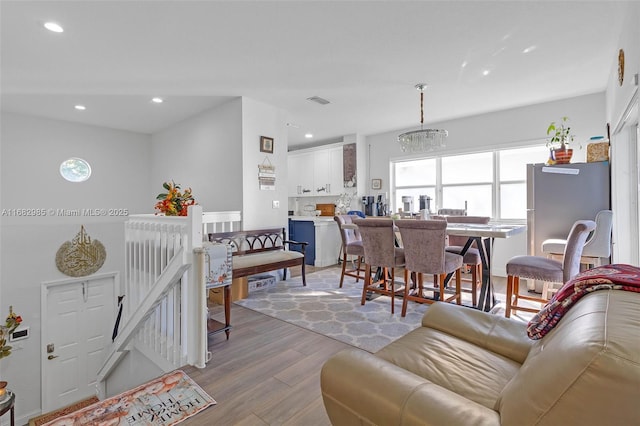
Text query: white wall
151 98 243 213
606 1 639 129
0 112 151 424
241 98 289 230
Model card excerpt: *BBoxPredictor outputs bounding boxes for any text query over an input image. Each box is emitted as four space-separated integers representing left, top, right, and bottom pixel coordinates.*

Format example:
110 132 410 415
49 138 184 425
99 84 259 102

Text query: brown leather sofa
320 290 640 425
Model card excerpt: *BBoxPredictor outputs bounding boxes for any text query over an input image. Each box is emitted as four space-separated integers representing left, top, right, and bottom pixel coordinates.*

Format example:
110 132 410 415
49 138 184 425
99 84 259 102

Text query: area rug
235 267 431 353
30 397 99 426
42 370 216 426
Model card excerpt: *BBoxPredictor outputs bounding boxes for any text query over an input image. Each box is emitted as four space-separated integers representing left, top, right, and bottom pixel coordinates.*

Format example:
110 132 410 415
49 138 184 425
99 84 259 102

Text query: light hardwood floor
180 265 537 425
181 302 349 425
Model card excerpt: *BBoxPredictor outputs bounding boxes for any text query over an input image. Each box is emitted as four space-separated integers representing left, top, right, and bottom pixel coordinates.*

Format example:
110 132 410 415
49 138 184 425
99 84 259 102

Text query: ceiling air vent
306 96 330 105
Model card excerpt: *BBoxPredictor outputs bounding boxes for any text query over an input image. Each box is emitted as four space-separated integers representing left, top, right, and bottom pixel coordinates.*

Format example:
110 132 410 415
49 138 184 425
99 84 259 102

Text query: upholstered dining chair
505 219 596 318
444 215 490 306
334 215 365 288
541 209 613 268
352 218 405 314
395 219 463 317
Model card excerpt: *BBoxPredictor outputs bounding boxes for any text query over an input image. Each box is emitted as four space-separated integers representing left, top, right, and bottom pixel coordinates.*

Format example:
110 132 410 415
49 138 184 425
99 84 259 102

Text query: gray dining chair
353 218 405 314
334 214 365 288
395 219 463 317
444 215 490 306
541 209 613 268
505 220 596 317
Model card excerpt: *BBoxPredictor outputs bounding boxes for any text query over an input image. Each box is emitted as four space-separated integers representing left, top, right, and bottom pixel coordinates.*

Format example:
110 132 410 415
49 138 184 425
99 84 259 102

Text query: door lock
47 343 55 353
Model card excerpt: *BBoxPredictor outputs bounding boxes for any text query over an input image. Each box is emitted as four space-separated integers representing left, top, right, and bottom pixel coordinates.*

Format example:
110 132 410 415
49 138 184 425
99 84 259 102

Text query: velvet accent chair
395 219 463 317
334 215 365 288
505 220 596 318
541 209 613 268
352 218 405 314
444 215 490 306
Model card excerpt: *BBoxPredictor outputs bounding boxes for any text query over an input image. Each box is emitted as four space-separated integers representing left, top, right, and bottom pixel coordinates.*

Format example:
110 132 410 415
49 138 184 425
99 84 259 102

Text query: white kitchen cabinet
289 145 344 197
288 151 315 196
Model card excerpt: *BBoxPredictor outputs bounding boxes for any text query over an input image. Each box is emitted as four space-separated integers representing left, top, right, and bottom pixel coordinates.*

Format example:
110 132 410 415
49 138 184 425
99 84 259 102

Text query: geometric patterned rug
235 267 535 353
235 267 431 353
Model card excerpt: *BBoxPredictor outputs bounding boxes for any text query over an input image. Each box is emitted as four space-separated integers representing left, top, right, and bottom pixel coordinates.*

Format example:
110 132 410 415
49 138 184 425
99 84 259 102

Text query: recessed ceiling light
74 105 86 110
305 133 313 139
151 97 164 103
461 61 468 68
44 22 64 33
482 70 491 76
306 96 330 105
523 45 537 54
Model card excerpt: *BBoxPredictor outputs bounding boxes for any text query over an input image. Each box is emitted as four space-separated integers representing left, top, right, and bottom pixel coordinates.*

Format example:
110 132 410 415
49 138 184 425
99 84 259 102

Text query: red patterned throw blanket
527 264 640 340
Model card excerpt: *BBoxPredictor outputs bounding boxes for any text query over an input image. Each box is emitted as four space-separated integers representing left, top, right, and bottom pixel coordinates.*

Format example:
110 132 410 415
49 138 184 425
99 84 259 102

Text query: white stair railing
97 208 242 397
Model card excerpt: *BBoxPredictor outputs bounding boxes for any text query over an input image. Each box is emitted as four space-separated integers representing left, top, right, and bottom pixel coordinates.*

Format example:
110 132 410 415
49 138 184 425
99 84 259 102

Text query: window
392 145 549 220
393 158 435 212
60 157 92 182
441 152 492 216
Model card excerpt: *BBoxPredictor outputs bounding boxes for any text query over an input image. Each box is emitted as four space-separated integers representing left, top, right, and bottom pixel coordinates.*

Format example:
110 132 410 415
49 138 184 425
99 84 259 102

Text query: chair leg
456 269 462 305
355 256 362 282
470 264 479 306
390 268 395 314
339 252 348 288
505 275 514 318
402 269 411 317
361 264 371 306
438 274 446 301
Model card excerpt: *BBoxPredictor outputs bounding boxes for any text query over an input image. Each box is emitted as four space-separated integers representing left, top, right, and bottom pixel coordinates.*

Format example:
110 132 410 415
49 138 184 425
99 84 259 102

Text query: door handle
47 354 59 360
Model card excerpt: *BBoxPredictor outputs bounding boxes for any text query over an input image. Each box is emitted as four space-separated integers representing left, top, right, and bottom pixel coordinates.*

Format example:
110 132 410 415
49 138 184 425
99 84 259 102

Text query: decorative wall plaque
56 225 106 277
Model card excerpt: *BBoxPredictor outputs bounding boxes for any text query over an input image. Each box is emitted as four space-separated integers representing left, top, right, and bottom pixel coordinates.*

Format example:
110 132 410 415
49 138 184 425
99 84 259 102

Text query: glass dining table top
444 222 526 239
344 220 526 239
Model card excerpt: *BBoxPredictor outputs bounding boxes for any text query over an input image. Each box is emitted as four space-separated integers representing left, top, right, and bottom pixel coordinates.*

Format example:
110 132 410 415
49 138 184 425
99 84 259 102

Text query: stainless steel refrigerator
526 162 610 289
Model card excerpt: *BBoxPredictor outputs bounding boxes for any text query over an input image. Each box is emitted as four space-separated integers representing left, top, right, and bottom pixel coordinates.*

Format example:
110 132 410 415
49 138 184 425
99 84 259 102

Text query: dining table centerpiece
154 181 197 216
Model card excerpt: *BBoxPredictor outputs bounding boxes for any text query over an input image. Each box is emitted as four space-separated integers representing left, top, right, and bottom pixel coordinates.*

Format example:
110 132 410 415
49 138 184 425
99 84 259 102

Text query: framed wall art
260 136 274 154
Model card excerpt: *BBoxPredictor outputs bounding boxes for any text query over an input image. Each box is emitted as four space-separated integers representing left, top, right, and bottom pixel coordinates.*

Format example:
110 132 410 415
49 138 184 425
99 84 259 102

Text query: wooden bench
208 227 308 286
206 228 308 338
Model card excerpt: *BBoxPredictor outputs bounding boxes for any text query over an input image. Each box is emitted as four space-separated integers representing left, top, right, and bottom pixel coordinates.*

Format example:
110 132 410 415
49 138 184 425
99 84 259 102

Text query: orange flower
155 181 197 216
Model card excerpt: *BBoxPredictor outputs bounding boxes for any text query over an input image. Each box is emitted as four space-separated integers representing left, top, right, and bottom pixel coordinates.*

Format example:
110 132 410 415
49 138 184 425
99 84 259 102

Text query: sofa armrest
422 302 532 364
321 348 500 426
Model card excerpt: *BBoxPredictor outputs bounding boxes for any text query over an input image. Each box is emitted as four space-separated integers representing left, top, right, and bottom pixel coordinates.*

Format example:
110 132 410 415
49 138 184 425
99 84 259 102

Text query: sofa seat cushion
232 250 303 270
376 326 522 409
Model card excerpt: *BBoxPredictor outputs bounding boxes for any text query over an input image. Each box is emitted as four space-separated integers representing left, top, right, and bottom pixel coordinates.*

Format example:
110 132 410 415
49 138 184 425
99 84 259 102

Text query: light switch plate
272 200 280 209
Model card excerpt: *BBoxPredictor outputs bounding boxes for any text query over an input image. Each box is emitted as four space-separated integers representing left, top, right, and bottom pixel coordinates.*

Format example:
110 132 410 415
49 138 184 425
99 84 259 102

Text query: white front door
41 273 117 412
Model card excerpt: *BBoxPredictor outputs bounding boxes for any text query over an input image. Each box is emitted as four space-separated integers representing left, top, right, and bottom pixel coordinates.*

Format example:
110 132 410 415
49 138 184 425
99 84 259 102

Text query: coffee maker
401 196 414 215
375 194 387 217
419 195 432 213
362 196 376 216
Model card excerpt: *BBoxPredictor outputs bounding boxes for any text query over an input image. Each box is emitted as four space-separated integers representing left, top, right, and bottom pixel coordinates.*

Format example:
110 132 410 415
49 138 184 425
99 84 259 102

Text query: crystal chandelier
398 84 448 153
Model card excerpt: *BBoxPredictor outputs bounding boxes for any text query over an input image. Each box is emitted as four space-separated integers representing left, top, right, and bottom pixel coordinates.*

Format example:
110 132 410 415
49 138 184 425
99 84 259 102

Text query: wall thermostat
9 326 29 342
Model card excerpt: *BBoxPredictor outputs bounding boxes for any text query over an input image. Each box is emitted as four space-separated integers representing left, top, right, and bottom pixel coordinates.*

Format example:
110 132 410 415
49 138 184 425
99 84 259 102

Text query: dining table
443 222 527 311
343 219 527 312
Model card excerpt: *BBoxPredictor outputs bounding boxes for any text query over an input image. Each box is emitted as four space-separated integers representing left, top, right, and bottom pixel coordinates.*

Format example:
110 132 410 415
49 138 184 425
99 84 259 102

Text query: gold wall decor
56 225 106 277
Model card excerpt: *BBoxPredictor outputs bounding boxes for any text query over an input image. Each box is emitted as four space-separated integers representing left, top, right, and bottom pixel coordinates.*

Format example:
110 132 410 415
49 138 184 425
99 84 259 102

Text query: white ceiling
0 1 629 148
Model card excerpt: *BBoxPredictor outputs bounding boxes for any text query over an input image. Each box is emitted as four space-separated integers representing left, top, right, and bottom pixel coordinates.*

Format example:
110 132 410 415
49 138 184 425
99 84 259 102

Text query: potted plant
546 116 574 164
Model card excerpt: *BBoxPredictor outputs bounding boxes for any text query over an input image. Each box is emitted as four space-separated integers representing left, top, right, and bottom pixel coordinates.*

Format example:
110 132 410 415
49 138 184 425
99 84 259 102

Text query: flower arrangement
154 181 197 216
1 306 22 359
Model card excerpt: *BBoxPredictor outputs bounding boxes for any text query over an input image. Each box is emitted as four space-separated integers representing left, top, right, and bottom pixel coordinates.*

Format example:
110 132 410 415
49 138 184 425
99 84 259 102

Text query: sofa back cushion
497 290 640 425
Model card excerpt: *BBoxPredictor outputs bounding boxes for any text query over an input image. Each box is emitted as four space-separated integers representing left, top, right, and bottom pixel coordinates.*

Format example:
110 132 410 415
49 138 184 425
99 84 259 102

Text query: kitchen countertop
288 215 336 223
